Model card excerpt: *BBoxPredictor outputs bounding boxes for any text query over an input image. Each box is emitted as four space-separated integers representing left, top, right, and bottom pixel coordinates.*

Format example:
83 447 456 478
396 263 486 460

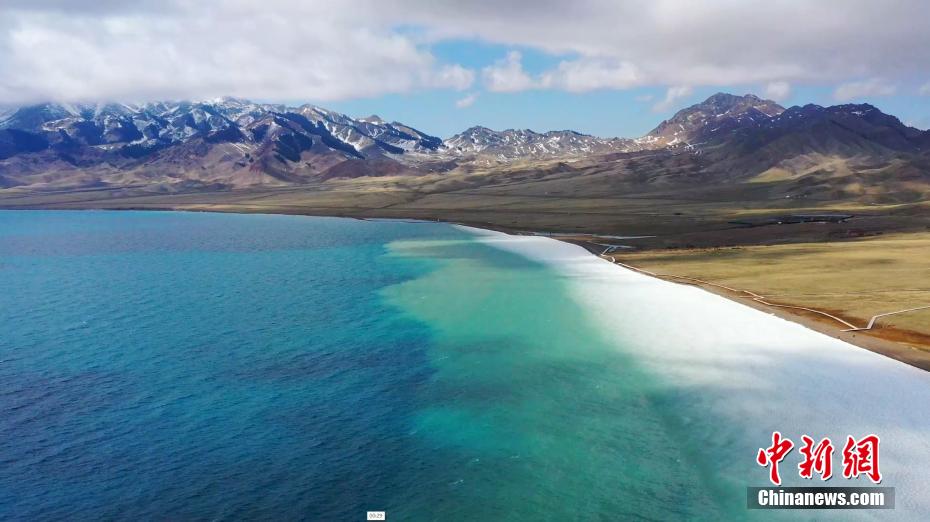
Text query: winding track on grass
602 255 929 332
842 305 930 332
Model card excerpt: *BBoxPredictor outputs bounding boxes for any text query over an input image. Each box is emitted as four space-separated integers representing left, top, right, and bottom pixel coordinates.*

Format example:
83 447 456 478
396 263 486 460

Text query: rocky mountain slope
443 126 636 160
0 93 927 194
0 98 442 189
640 92 785 148
649 93 926 154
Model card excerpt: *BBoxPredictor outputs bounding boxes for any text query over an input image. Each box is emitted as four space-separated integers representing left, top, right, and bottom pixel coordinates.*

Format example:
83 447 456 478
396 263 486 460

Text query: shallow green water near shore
383 237 742 520
1 211 749 520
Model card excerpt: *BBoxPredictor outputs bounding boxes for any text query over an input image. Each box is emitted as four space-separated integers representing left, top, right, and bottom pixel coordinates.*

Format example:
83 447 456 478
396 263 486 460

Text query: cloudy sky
2 0 930 136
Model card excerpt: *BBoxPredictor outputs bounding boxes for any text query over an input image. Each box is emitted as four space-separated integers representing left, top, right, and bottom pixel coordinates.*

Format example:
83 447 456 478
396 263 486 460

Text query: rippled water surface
1 211 742 520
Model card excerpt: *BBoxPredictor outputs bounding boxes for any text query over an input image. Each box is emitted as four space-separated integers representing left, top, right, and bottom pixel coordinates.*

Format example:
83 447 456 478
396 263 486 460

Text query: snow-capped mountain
640 92 786 148
636 92 930 160
0 98 442 162
745 102 928 152
443 126 637 160
0 93 926 192
0 98 450 188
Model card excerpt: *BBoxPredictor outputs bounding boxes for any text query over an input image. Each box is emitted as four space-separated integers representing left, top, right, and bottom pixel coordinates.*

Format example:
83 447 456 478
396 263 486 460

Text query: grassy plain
615 233 930 368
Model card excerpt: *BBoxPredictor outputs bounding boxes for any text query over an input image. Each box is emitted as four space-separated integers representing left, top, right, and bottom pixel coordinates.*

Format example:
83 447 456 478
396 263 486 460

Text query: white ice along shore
461 226 930 520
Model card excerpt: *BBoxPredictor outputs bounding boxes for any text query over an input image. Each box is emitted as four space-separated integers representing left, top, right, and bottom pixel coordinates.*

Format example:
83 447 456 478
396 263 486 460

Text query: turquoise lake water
0 211 747 520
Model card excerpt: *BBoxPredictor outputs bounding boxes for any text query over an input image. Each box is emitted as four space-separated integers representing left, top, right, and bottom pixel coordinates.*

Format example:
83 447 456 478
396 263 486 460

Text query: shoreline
620 264 930 370
466 227 930 371
461 225 930 517
7 205 930 374
557 236 930 373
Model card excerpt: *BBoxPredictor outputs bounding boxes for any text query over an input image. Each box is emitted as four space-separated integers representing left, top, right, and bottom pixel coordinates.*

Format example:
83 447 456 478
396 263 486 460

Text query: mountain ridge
1 93 927 192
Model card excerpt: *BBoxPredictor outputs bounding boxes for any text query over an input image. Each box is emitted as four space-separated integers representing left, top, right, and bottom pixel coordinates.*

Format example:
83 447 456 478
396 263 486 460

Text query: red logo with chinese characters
757 432 881 485
842 434 882 483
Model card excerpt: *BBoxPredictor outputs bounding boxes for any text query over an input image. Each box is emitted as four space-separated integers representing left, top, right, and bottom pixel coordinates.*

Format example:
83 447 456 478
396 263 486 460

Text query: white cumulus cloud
432 65 476 91
481 51 537 92
833 78 897 101
653 86 693 112
3 1 930 103
455 92 479 108
539 58 641 92
388 0 930 94
763 81 792 102
0 1 474 104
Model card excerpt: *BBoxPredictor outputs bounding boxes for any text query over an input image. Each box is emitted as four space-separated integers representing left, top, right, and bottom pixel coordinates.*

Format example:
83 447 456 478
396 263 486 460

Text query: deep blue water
1 210 744 521
0 211 464 520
